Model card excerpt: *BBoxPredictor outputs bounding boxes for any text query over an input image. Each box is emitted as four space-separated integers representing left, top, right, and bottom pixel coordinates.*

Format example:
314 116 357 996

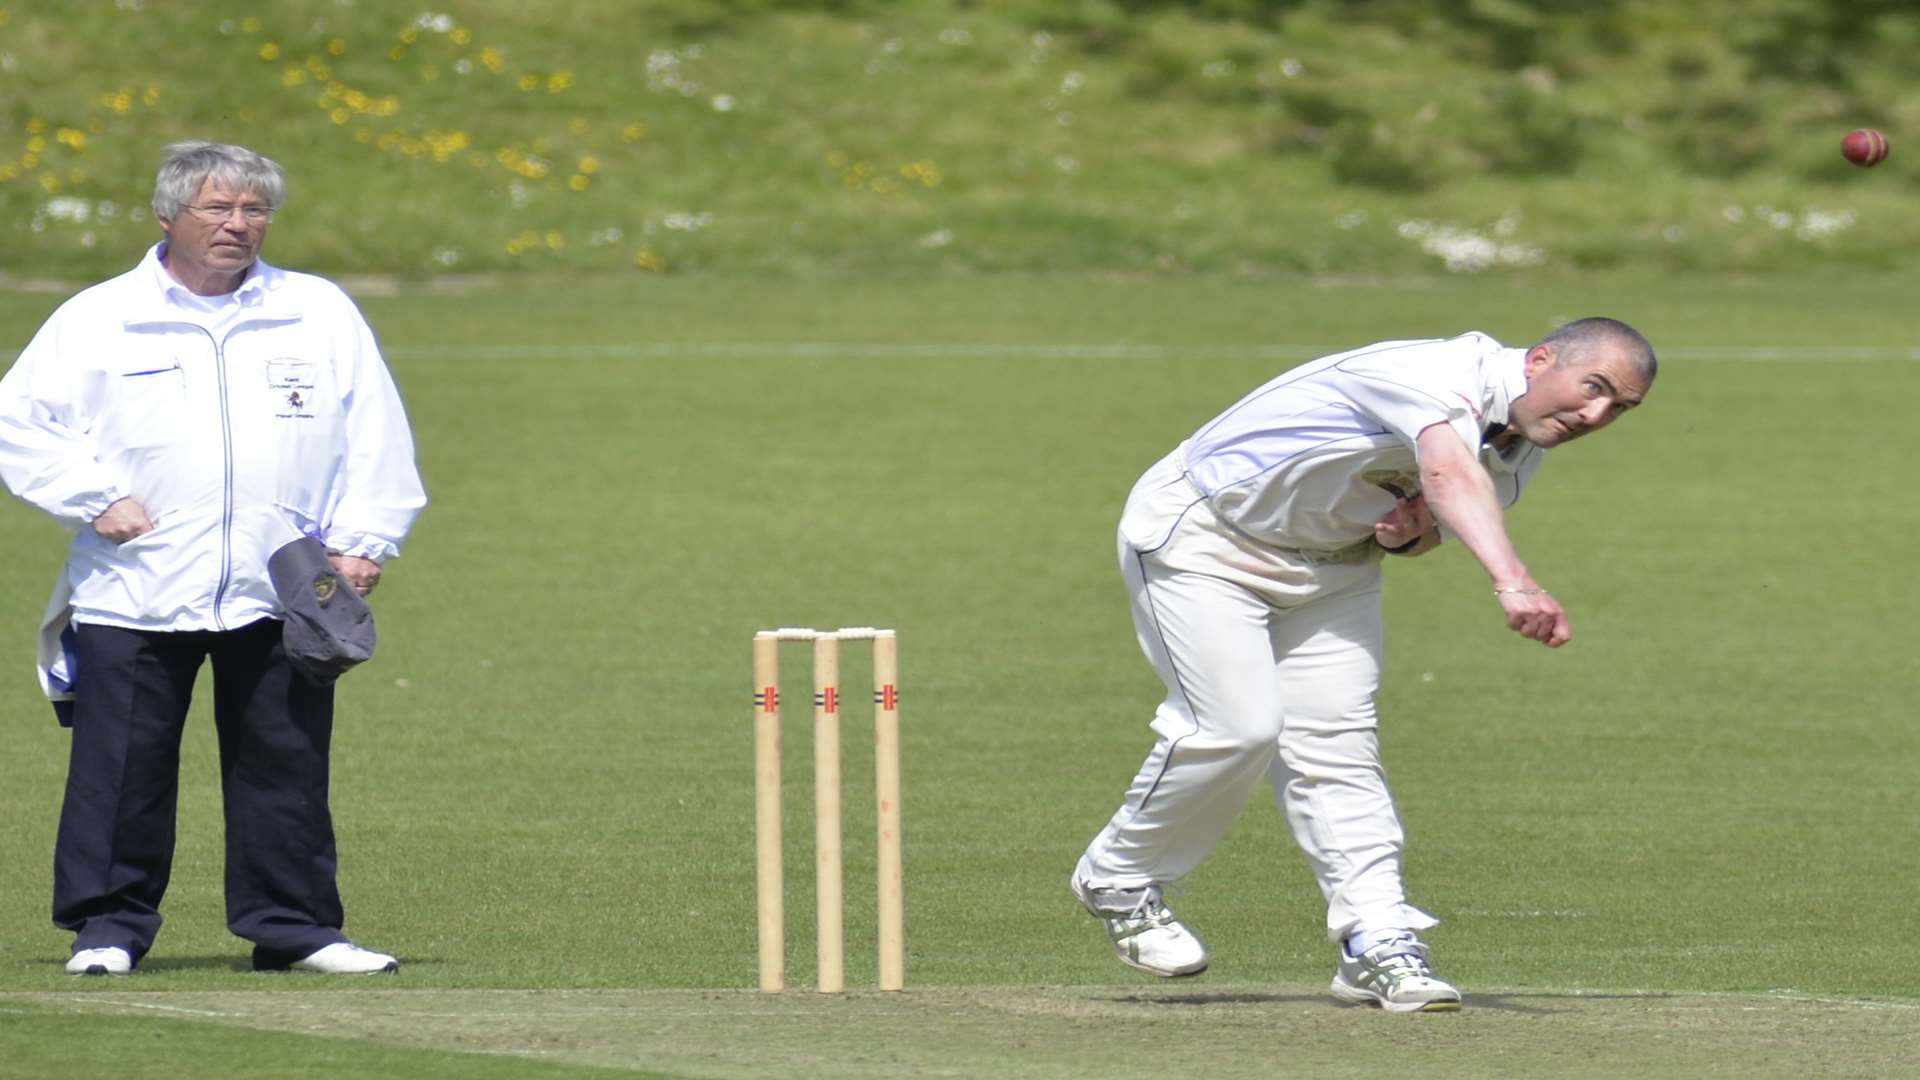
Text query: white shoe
66 947 133 976
1329 932 1460 1012
289 942 399 974
1071 876 1209 977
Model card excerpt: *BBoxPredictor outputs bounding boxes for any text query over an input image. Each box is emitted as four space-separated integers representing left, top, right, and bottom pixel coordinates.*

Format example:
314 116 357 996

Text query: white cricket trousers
1076 447 1438 942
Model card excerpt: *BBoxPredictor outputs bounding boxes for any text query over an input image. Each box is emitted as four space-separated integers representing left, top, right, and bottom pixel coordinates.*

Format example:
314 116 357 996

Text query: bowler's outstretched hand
1496 585 1570 648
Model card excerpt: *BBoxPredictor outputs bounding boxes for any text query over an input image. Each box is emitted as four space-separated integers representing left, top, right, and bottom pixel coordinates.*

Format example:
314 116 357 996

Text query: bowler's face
158 177 270 292
1510 343 1649 448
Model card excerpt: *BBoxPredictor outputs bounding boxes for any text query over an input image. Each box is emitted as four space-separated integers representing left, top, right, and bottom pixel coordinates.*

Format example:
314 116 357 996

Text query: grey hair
151 141 286 221
1536 317 1657 380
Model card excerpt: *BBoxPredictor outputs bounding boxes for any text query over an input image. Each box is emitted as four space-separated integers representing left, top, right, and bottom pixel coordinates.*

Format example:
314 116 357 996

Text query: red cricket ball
1842 128 1889 167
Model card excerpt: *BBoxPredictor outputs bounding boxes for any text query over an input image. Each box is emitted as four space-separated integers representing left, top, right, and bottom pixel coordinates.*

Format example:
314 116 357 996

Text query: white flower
711 94 734 112
44 197 92 223
919 229 953 248
1796 208 1856 240
1397 218 1543 272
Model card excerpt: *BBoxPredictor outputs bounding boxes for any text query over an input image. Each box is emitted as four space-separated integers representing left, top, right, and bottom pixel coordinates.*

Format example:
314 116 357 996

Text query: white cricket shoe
66 947 133 976
1071 876 1209 977
1329 932 1461 1012
289 942 399 974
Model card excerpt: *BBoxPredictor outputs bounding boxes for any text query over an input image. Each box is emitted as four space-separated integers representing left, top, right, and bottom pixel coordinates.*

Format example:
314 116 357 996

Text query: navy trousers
53 618 349 967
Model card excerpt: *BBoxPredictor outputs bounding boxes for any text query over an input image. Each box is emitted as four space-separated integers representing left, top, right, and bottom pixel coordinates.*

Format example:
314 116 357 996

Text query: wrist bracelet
1493 586 1545 596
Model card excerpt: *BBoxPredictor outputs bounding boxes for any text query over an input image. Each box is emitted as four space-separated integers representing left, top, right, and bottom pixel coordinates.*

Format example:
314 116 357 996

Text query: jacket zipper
182 323 237 632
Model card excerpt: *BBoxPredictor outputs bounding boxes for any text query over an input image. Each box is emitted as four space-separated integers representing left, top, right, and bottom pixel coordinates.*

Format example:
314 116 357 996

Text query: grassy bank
1 0 1915 280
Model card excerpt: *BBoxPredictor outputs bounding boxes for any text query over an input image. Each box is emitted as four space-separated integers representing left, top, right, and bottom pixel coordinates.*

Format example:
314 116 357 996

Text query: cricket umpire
1069 318 1654 1011
0 142 427 976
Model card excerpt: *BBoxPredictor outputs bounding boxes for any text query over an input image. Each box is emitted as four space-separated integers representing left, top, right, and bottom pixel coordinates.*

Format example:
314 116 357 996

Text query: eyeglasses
182 203 276 224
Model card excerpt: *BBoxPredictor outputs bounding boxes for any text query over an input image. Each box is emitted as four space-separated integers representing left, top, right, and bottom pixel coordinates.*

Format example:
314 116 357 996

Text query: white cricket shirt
1182 333 1543 551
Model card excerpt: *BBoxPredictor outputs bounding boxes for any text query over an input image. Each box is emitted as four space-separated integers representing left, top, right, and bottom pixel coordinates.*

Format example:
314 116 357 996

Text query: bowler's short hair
152 141 286 222
1537 317 1657 380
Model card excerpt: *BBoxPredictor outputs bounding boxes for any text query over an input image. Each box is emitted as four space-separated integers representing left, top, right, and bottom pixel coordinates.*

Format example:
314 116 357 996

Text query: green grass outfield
0 273 1916 1077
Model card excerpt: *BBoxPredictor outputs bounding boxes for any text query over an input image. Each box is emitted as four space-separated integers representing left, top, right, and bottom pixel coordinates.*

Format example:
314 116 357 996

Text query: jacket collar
122 243 302 327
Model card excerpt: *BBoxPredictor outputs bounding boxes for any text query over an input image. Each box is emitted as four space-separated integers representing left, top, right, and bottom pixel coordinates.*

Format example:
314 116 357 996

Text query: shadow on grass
1100 988 1673 1016
1100 991 1326 1007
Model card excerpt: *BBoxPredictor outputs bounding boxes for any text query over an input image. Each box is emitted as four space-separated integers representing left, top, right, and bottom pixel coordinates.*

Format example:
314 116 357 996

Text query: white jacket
0 245 427 696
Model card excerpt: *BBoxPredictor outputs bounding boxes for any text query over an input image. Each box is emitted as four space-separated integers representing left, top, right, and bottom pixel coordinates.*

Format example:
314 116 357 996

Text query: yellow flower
622 121 647 142
547 71 574 93
389 45 407 61
0 11 11 27
399 28 418 44
55 128 85 149
143 82 162 106
578 156 599 175
0 165 15 181
26 135 45 153
328 38 347 57
282 66 308 87
259 43 281 61
633 246 667 273
39 172 59 193
25 117 44 133
479 48 506 73
421 65 439 81
568 174 589 191
827 150 848 168
901 160 943 187
241 16 261 33
329 108 350 125
517 74 539 92
544 231 565 250
450 27 472 45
